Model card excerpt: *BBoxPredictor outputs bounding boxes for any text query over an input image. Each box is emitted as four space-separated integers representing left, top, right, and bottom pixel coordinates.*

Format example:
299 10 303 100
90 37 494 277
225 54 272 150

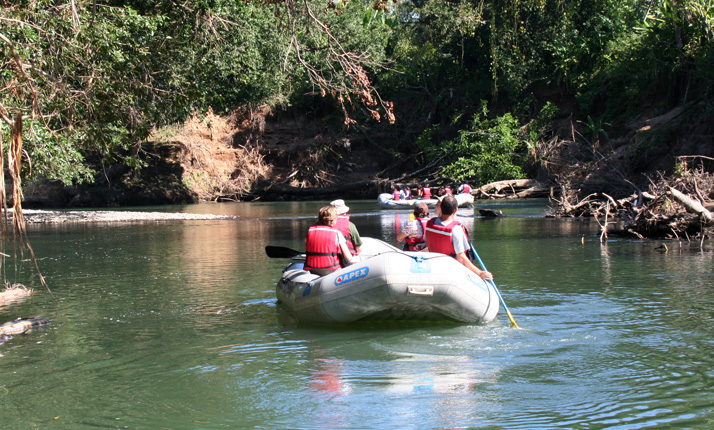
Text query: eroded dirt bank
23 106 387 208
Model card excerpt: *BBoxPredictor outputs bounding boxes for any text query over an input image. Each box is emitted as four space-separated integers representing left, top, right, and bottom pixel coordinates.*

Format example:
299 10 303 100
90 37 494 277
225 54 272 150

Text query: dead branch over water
551 166 714 241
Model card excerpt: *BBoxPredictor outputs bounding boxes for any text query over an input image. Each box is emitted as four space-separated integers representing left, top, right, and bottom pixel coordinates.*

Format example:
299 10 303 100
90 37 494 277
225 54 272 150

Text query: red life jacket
425 218 467 257
443 187 452 195
423 187 431 199
403 217 428 251
393 190 401 201
334 214 356 253
460 184 472 194
304 225 342 272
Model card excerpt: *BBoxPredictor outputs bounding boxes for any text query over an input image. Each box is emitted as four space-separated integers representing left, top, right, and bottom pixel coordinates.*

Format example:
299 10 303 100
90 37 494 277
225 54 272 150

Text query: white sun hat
330 199 350 215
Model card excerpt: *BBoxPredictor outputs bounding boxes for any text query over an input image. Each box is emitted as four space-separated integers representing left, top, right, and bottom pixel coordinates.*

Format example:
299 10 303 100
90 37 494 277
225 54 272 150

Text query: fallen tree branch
668 187 713 224
475 179 550 199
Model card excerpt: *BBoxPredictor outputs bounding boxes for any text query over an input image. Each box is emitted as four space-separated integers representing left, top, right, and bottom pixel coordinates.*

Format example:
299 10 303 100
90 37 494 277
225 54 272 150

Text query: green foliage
576 0 714 118
2 0 398 187
3 0 714 191
1 1 302 184
440 101 531 185
20 122 94 184
577 115 610 145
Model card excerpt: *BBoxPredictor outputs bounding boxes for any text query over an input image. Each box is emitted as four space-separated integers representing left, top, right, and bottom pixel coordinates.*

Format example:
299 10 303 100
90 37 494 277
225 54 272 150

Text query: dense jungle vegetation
2 1 713 225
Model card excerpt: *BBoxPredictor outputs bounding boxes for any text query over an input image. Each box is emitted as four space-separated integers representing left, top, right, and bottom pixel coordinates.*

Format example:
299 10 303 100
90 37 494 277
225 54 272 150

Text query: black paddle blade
265 246 304 258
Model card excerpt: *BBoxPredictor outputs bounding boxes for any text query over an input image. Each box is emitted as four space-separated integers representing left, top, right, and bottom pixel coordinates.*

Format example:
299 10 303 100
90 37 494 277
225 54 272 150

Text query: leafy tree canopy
1 0 712 190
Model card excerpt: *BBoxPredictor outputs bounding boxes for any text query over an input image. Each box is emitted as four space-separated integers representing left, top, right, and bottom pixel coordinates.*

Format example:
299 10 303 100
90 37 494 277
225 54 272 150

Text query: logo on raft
465 271 489 292
409 257 431 273
335 267 369 285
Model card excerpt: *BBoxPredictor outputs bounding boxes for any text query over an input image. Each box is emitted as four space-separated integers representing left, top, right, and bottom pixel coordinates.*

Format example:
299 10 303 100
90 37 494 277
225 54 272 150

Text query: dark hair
414 202 429 218
440 195 458 215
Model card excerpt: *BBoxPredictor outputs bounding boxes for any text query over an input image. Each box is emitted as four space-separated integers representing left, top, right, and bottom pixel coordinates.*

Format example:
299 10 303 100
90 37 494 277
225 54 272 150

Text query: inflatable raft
377 193 474 209
275 238 499 324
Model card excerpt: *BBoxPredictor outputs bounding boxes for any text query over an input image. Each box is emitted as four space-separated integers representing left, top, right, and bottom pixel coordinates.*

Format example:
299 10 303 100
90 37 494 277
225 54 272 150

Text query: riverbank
16 209 237 224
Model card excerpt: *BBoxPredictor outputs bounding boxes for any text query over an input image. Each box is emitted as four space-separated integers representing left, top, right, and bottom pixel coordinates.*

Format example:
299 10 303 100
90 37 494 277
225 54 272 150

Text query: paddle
469 242 521 329
265 246 304 258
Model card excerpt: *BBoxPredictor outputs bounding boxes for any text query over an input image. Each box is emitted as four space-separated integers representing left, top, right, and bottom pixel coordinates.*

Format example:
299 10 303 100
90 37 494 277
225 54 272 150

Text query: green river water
0 199 712 429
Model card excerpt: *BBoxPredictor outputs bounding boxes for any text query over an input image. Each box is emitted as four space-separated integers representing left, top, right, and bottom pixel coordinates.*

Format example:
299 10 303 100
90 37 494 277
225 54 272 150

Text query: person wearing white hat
330 199 363 255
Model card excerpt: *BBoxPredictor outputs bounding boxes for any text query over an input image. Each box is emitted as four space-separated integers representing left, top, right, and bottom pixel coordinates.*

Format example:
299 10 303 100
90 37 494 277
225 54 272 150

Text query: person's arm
397 221 416 244
340 242 353 263
396 231 408 243
349 222 362 254
452 225 493 280
336 232 353 263
455 252 493 280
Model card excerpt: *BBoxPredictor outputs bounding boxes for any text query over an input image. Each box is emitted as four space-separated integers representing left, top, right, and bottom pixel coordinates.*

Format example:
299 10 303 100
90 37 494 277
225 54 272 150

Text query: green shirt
349 222 363 247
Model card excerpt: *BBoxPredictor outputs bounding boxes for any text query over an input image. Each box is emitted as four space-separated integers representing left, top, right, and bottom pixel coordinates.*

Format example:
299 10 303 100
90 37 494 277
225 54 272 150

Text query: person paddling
424 195 493 281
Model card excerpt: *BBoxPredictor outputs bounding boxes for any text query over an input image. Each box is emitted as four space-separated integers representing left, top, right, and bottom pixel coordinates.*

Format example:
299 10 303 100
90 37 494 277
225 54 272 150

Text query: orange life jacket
334 214 356 253
304 225 342 273
403 217 428 251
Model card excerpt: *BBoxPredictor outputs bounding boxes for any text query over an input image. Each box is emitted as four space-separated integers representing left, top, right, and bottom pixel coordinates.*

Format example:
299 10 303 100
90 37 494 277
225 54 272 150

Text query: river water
1 199 712 429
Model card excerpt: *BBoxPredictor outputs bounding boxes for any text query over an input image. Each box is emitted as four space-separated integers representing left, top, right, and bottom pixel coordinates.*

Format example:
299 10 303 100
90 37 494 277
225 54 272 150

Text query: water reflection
309 357 352 398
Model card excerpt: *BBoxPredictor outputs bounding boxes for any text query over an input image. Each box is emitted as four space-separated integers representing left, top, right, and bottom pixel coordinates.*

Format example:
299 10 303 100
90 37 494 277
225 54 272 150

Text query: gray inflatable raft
377 193 474 209
276 238 499 324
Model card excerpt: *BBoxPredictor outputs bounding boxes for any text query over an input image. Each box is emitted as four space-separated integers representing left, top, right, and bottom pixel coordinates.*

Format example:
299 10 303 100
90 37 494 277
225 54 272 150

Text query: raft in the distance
377 193 474 209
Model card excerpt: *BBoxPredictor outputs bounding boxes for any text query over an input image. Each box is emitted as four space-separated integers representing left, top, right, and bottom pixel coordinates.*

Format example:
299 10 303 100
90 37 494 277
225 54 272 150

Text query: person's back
334 214 356 254
423 186 431 199
425 195 492 281
330 199 362 255
305 206 353 277
425 217 462 255
403 187 412 200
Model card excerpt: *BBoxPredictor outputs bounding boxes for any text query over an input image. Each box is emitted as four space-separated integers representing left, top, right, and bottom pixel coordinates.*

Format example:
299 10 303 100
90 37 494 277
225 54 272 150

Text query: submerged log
478 209 504 217
0 317 51 344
